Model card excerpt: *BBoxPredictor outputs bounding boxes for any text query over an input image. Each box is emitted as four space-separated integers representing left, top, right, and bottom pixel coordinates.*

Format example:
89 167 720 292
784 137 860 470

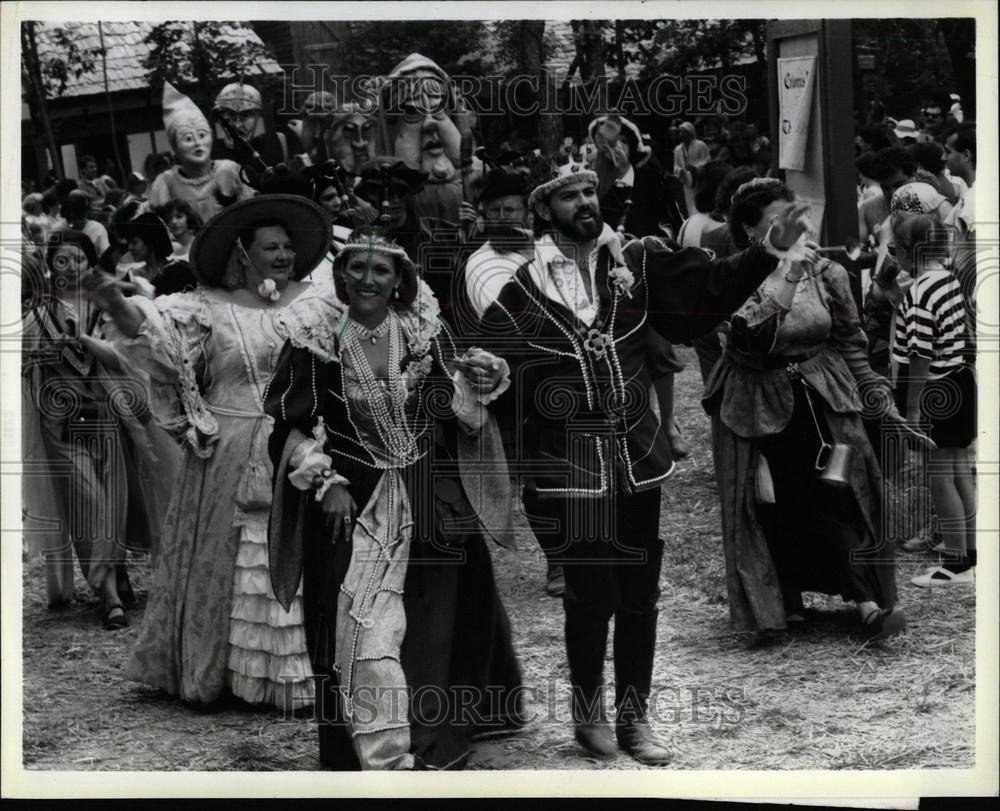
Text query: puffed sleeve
729 286 790 355
102 291 218 456
634 236 778 343
264 342 328 470
264 342 334 611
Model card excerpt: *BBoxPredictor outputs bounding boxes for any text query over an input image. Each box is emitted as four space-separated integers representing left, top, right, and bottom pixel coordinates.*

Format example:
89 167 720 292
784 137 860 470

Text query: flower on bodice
257 279 281 302
401 353 435 392
608 264 635 297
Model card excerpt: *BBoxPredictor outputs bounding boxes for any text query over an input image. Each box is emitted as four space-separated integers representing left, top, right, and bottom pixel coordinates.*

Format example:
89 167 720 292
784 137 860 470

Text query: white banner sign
778 55 817 171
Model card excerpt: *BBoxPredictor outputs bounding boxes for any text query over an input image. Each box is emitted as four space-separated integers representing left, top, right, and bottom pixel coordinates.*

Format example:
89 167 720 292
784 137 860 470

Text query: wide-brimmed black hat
119 212 173 262
353 157 428 203
190 195 332 286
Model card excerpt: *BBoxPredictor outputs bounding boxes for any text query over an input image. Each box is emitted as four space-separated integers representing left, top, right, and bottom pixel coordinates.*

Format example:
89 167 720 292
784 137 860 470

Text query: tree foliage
143 21 276 102
22 22 103 99
336 21 494 79
854 18 972 118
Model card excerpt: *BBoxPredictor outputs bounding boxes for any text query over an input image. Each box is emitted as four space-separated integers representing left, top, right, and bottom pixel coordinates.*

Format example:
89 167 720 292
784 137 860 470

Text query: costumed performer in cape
265 227 523 770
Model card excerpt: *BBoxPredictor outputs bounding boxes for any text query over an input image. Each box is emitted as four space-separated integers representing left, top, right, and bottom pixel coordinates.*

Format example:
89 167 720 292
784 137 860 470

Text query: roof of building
30 21 282 99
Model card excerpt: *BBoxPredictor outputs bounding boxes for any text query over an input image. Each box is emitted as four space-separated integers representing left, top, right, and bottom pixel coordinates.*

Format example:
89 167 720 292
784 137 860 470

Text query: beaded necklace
350 314 392 345
342 311 418 464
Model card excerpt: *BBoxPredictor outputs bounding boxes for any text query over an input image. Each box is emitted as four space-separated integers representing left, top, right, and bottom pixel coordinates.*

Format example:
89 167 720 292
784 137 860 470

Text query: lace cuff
288 441 336 491
451 357 511 431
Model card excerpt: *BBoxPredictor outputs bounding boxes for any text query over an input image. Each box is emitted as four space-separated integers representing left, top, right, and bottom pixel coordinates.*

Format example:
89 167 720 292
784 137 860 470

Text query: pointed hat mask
163 81 210 141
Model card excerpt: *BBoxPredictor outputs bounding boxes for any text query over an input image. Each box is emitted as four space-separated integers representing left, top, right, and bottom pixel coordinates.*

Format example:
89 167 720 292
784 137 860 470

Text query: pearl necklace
350 314 391 345
344 313 418 464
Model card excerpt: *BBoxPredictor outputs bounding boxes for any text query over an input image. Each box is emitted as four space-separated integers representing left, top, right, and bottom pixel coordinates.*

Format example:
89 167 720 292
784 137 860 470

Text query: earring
393 286 400 299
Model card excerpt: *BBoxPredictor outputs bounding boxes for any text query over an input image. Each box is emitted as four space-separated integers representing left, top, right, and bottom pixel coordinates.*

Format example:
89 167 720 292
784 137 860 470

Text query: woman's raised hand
770 202 815 250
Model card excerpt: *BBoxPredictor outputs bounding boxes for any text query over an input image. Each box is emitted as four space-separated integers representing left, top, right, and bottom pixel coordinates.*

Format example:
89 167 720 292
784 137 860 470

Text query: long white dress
109 275 340 709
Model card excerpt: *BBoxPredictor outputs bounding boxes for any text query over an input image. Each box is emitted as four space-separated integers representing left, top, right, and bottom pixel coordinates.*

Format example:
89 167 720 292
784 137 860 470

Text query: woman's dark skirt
755 381 896 611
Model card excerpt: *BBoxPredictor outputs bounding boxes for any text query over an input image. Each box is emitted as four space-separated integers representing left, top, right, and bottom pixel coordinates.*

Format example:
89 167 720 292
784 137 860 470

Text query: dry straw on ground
21 347 975 771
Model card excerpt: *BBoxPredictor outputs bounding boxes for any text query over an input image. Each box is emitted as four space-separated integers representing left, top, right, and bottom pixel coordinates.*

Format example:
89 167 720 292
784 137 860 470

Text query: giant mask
379 54 464 183
163 82 213 174
326 103 376 174
376 54 479 225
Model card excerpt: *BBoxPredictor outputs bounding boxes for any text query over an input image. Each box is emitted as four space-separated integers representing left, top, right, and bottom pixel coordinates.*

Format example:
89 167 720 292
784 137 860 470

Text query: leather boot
565 608 614 757
616 707 672 766
571 686 617 758
545 562 566 597
613 607 671 765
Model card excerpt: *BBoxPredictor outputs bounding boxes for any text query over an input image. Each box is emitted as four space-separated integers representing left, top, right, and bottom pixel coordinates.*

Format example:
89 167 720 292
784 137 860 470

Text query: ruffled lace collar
282 277 442 364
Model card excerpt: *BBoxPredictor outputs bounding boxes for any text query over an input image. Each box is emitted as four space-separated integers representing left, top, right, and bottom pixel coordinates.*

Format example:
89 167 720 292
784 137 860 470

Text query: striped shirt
892 265 967 377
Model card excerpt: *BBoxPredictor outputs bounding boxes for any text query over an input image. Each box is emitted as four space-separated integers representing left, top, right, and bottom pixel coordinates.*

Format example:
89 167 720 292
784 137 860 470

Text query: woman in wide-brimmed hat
87 194 338 710
264 228 523 769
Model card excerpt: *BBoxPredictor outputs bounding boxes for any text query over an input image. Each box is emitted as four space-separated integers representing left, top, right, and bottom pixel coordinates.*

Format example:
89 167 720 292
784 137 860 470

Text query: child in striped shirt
890 215 977 586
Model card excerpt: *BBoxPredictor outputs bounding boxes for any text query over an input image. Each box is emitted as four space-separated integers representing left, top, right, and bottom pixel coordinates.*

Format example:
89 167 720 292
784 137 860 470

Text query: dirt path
21 347 975 771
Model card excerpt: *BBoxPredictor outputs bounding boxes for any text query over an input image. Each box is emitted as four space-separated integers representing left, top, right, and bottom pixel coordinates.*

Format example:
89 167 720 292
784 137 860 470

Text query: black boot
565 609 615 758
614 607 672 766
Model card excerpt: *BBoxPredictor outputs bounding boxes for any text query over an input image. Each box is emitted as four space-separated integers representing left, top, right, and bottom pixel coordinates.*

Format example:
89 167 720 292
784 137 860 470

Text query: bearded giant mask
379 55 464 183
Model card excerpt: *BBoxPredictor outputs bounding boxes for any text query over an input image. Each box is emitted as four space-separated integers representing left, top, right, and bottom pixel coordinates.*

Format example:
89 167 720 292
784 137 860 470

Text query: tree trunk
937 19 975 115
519 20 562 156
580 20 605 81
615 20 626 81
98 22 127 178
22 22 64 180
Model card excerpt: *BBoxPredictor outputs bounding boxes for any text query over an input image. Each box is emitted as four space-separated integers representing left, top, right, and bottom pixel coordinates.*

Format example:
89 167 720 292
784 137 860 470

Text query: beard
549 204 604 240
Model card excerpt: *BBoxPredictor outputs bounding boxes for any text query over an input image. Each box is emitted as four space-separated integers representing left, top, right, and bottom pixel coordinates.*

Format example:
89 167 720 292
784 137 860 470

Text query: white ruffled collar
282 276 442 364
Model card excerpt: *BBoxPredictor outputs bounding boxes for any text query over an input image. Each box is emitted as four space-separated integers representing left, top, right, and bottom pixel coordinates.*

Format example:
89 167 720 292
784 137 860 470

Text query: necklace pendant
371 335 377 345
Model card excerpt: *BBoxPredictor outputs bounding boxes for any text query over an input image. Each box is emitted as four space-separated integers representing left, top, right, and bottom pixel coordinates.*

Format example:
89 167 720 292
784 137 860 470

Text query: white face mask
172 117 213 167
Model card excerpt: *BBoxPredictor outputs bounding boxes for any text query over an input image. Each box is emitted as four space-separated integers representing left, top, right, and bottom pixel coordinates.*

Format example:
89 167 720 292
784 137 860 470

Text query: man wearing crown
148 82 254 223
479 160 812 765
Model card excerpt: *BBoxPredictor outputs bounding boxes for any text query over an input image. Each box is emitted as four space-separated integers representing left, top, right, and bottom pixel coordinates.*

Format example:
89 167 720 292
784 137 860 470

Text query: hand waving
770 202 815 250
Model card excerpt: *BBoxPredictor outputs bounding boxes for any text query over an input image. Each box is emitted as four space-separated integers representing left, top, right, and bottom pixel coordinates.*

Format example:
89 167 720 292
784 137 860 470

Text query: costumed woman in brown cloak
265 229 523 770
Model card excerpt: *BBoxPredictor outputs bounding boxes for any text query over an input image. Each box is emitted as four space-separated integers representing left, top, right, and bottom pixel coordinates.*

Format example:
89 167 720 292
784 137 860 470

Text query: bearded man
478 161 811 766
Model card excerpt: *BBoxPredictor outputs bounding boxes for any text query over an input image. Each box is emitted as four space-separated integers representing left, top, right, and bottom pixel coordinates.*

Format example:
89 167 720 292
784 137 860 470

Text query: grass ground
21 347 975 771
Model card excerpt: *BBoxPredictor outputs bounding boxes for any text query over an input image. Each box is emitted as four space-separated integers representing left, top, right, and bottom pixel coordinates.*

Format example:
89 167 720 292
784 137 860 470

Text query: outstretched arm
640 202 813 342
